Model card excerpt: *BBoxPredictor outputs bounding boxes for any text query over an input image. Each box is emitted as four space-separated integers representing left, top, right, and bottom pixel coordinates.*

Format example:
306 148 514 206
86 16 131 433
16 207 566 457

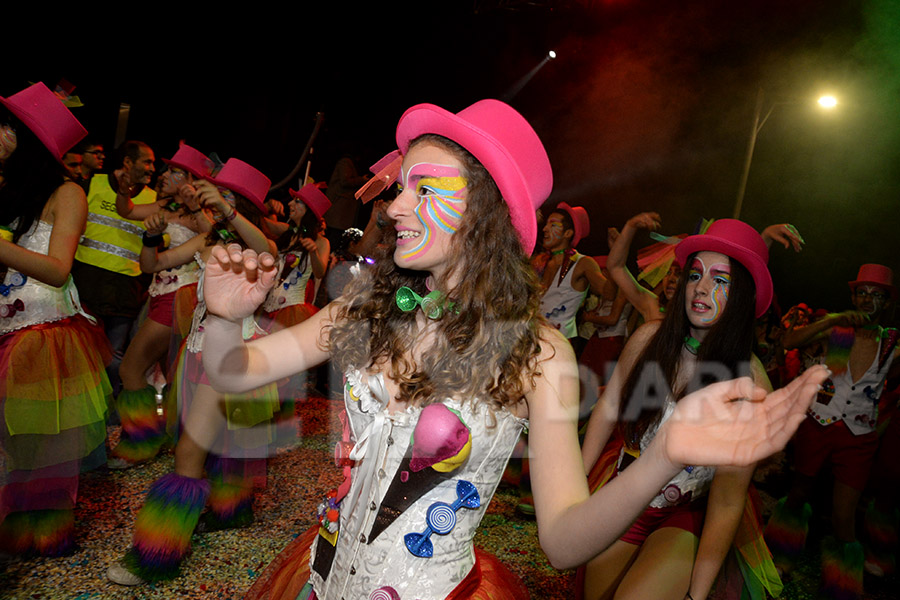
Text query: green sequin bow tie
395 287 455 320
683 336 701 355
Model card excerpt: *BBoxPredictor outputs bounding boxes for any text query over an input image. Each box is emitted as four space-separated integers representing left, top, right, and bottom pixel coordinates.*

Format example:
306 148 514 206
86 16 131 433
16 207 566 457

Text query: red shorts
792 416 879 491
620 498 707 545
148 291 175 327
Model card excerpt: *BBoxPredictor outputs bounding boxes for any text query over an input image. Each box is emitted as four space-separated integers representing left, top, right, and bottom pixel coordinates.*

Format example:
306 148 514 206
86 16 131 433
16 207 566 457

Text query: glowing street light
733 88 839 219
818 95 838 109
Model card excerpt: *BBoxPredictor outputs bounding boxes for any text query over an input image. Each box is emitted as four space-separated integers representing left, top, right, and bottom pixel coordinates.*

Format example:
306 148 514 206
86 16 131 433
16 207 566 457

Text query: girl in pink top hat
260 182 332 334
0 82 110 556
107 142 217 469
108 158 283 585
579 218 795 600
200 100 826 600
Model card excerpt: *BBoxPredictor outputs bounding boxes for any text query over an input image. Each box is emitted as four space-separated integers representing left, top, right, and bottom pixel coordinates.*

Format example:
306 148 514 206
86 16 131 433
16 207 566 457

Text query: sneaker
107 457 135 470
865 560 885 577
107 562 144 586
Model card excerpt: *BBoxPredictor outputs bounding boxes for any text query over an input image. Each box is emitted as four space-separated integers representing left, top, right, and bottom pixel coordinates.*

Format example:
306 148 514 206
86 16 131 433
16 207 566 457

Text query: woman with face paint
0 83 110 555
580 219 797 600
198 101 826 600
108 143 217 469
107 159 282 586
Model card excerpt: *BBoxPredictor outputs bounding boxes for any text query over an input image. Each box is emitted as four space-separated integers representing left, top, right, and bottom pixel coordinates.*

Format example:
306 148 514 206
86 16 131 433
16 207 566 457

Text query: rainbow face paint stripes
686 255 731 326
701 261 730 324
397 162 467 261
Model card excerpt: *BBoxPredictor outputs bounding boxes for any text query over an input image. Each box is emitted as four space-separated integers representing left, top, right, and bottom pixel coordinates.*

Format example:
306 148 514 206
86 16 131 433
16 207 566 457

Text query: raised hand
661 364 829 468
194 180 231 217
178 183 200 210
204 244 277 322
299 237 318 253
762 223 805 252
115 168 135 197
625 212 661 232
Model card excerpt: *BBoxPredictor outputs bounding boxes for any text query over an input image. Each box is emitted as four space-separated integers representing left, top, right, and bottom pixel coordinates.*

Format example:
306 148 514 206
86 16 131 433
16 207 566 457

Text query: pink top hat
675 219 773 318
556 202 590 248
289 183 332 221
209 158 270 214
849 264 895 299
395 99 553 255
162 142 215 179
0 82 87 163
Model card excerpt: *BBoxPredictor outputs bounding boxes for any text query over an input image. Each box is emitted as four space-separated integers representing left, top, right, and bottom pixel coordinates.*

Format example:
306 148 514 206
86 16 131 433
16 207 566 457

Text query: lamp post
733 88 837 219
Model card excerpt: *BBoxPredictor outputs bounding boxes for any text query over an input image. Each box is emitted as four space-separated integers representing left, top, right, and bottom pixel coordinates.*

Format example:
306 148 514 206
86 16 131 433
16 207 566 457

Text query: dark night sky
6 0 900 316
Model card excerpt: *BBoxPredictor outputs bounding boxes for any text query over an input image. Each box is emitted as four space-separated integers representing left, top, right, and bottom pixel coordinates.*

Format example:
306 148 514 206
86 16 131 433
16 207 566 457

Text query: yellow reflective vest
75 174 157 276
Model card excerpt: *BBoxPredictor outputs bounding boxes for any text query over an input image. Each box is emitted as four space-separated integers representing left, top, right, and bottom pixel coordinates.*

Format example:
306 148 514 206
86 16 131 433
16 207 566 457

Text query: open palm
204 244 277 321
664 365 829 468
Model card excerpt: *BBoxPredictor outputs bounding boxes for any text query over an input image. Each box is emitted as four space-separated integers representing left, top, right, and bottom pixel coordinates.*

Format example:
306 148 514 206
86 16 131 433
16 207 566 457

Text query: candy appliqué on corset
404 480 481 558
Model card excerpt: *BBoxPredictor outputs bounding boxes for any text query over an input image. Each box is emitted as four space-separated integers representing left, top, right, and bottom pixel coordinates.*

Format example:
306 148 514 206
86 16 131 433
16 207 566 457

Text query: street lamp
733 88 837 219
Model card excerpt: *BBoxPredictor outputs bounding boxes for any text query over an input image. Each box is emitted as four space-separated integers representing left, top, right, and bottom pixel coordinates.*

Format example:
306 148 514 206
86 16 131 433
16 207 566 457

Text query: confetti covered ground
0 392 896 599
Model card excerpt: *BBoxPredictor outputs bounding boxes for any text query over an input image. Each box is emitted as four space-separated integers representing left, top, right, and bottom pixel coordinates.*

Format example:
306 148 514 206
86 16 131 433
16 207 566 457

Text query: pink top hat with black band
0 82 87 163
395 99 553 255
849 264 895 299
209 158 270 214
290 183 332 221
675 219 773 318
162 142 215 179
556 202 590 248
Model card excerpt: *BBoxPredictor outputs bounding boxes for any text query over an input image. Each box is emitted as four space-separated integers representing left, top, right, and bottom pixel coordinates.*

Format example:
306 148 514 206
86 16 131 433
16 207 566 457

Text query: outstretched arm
201 245 333 393
782 311 869 349
529 333 829 569
607 213 663 322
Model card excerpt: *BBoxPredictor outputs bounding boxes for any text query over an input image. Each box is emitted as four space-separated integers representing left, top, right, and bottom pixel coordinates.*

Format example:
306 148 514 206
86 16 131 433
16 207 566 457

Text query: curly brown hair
327 134 548 412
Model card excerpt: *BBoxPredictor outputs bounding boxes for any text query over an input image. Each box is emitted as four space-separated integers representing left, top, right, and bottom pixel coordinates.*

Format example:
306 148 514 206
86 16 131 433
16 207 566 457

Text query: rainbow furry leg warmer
111 385 167 464
863 499 899 576
0 509 74 556
763 497 811 573
0 511 34 554
31 509 75 556
121 473 210 581
821 537 864 600
201 458 254 532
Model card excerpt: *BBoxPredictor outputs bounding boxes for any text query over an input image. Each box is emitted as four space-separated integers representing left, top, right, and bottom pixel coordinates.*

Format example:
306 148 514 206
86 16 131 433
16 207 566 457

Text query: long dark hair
618 251 757 449
327 134 546 411
0 108 67 242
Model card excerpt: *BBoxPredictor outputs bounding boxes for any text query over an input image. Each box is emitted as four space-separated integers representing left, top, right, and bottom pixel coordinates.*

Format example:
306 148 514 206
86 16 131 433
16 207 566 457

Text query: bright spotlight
548 50 557 59
818 95 838 109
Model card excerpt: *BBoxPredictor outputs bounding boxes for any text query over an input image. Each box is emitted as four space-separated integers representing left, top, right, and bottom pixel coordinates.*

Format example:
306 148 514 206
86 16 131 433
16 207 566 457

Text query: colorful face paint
542 214 566 250
854 285 888 316
397 162 467 260
686 254 731 326
0 125 17 161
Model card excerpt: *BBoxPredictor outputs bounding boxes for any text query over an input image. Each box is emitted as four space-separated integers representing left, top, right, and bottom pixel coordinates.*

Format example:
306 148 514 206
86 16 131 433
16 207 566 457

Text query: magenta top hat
162 142 215 179
0 82 87 163
556 202 590 248
675 219 772 318
209 158 270 214
849 264 895 299
395 99 553 254
289 183 332 221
